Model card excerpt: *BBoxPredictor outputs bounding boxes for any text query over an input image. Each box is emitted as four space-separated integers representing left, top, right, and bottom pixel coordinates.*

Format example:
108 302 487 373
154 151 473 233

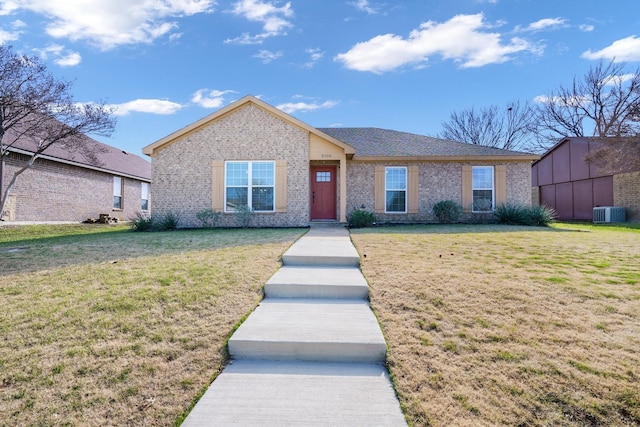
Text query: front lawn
351 223 640 426
0 225 305 426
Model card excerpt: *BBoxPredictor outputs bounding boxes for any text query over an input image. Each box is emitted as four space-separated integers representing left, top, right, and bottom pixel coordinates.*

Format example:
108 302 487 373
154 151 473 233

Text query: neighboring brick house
532 137 640 221
143 95 538 227
1 131 151 222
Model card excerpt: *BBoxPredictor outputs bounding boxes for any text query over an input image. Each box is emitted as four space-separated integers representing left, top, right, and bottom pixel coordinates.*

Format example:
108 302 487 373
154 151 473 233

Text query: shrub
235 205 254 228
129 212 179 232
432 200 463 223
494 204 556 226
154 212 180 231
526 204 557 226
129 212 153 232
196 209 221 228
347 209 376 228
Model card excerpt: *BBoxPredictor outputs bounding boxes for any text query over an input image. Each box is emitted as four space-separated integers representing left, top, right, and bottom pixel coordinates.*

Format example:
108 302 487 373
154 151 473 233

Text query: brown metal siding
537 156 554 186
570 140 590 181
552 142 571 183
540 185 556 210
573 180 593 220
593 176 614 206
555 182 573 219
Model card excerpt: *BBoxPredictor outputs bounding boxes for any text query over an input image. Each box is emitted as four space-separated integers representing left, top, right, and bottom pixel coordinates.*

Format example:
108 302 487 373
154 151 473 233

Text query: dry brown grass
0 226 304 426
351 224 640 427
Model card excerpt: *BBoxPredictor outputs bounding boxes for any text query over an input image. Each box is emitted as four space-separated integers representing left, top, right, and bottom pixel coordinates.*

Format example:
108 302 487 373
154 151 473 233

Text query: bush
235 205 254 228
432 200 463 223
347 209 376 228
494 204 556 226
196 209 221 228
129 212 153 232
154 212 180 231
129 212 179 232
526 204 557 226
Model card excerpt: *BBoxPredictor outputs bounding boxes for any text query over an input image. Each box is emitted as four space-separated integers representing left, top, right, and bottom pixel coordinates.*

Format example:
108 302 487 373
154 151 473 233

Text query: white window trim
385 166 407 214
113 176 123 210
472 166 495 213
141 182 149 211
224 161 276 212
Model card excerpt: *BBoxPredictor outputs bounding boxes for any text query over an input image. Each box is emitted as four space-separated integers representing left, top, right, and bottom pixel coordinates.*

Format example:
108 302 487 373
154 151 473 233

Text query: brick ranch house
142 95 539 227
532 137 640 221
1 130 151 222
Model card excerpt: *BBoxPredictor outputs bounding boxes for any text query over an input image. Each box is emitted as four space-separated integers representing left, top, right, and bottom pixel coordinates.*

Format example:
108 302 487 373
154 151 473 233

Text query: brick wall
151 103 310 228
614 171 640 221
347 160 532 224
1 152 147 222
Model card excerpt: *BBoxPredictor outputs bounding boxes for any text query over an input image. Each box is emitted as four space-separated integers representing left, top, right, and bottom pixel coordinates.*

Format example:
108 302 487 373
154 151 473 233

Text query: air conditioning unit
593 206 626 223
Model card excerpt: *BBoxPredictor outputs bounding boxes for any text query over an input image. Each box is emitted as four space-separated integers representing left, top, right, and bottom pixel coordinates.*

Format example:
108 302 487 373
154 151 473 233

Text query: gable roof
143 95 355 157
319 128 539 161
5 128 151 181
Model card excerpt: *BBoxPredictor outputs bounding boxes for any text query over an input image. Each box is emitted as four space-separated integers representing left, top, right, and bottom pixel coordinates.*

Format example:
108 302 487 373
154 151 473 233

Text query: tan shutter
407 165 419 214
461 165 472 212
275 160 287 212
374 165 385 213
495 165 507 206
212 160 224 211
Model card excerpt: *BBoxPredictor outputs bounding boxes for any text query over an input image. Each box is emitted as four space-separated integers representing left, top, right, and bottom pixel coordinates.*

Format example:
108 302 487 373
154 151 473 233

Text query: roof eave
351 154 540 162
142 95 356 157
7 146 151 181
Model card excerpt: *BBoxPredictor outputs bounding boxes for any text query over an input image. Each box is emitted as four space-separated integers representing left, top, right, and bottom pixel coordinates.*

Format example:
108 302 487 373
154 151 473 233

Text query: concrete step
181 360 407 426
265 266 369 299
281 231 360 267
228 299 387 363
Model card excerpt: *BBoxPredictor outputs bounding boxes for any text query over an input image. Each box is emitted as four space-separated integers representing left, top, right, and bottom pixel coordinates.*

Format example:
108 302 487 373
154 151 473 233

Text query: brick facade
347 160 532 224
150 104 310 228
147 98 536 228
614 171 640 221
1 152 148 222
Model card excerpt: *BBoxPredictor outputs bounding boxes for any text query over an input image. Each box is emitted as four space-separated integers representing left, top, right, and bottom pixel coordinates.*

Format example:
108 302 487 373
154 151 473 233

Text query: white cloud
225 0 293 44
0 0 216 50
33 44 81 67
533 94 589 107
304 47 324 68
581 36 640 62
579 24 595 32
109 99 183 116
350 0 379 15
276 99 338 114
517 17 567 32
0 19 25 43
335 14 539 73
603 73 636 86
191 89 236 108
254 49 282 63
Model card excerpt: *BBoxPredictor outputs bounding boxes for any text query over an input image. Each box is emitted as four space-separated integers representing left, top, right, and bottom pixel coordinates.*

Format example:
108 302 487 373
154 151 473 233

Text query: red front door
310 166 337 220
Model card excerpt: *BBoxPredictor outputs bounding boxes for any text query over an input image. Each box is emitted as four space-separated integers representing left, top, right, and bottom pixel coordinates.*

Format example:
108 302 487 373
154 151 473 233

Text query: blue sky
1 0 639 157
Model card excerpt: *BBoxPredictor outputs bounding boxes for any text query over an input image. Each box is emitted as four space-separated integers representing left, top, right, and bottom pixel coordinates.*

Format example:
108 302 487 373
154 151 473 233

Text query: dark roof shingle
6 129 150 181
318 127 535 158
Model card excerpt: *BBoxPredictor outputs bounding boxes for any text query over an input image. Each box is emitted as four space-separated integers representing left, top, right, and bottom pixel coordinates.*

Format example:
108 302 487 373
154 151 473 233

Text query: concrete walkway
182 225 407 426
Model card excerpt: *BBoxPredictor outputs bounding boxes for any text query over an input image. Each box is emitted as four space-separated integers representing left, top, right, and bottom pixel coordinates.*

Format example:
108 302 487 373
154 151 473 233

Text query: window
385 167 407 213
472 166 494 212
225 161 275 212
113 176 123 209
316 171 331 182
141 182 149 211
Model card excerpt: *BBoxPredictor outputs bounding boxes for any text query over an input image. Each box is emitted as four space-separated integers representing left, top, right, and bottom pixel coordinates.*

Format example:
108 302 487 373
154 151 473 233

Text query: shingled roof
318 127 538 160
5 129 150 181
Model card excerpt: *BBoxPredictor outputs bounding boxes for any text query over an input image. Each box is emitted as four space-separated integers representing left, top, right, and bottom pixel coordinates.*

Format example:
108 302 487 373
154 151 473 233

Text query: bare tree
439 100 535 152
532 60 640 150
0 44 116 218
